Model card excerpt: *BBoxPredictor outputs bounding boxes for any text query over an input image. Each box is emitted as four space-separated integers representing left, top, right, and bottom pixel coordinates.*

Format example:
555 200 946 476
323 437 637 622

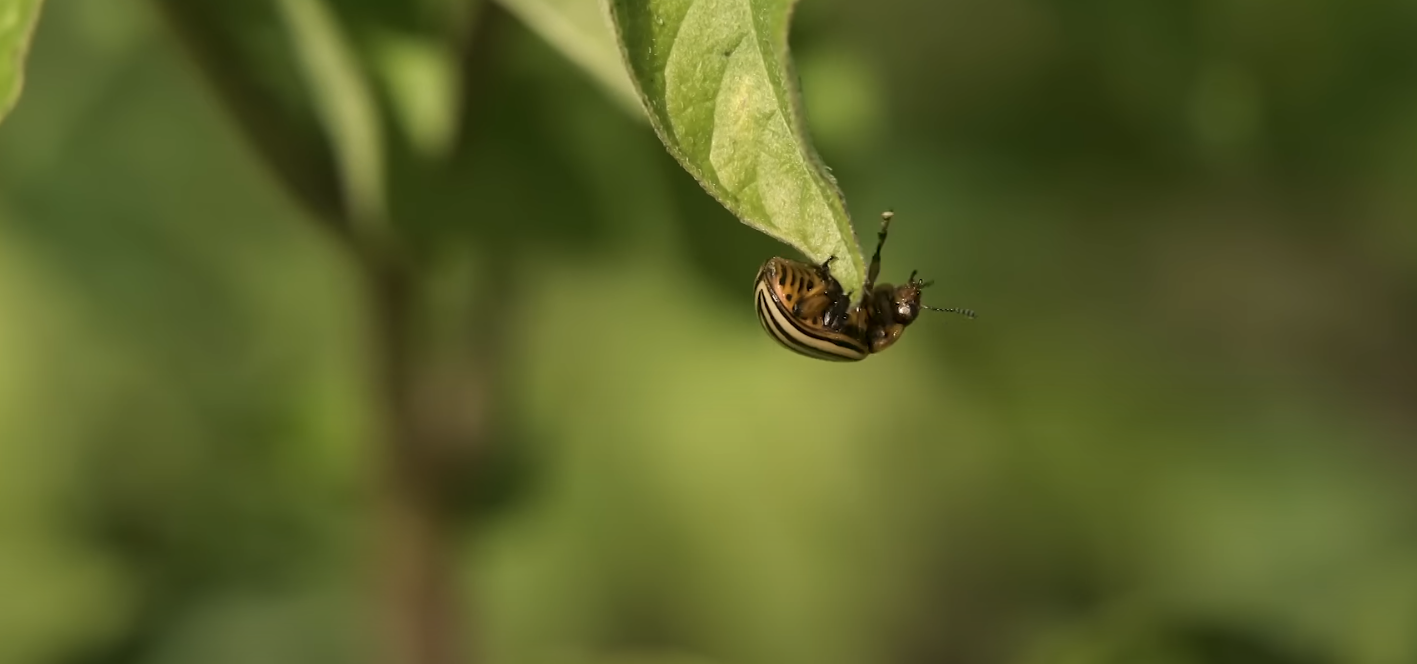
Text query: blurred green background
3 1 1417 664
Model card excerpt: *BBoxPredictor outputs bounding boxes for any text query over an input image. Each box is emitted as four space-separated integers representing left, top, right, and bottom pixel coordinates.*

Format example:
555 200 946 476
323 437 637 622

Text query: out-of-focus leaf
152 0 345 225
0 0 44 125
492 0 641 114
367 29 462 160
606 0 865 292
338 0 481 164
275 0 387 237
156 0 478 230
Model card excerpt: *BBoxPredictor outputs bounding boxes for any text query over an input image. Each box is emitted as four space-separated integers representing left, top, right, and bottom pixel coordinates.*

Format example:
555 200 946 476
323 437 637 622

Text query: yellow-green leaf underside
607 0 865 293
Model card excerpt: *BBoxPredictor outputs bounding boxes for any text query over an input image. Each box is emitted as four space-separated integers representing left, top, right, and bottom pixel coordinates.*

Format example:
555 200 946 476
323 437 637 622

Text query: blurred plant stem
366 255 463 664
153 1 504 662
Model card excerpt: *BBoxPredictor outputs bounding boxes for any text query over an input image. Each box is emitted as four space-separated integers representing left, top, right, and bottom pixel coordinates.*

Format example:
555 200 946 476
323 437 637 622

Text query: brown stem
154 3 508 660
367 258 464 664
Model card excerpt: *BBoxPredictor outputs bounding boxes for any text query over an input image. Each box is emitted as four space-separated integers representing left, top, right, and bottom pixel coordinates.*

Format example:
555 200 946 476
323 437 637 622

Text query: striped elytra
755 258 870 361
753 211 975 361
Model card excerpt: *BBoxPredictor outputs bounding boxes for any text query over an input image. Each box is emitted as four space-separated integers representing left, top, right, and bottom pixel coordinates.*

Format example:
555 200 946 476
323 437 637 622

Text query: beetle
754 211 974 361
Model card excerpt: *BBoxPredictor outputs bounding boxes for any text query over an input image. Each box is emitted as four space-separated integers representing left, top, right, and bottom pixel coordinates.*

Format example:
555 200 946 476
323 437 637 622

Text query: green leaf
274 0 388 238
0 0 44 126
153 0 344 225
606 0 864 292
366 29 462 160
492 0 642 115
358 0 482 162
156 0 477 233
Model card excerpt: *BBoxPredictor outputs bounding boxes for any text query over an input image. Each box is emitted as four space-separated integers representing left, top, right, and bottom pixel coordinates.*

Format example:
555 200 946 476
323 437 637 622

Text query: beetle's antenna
924 305 976 319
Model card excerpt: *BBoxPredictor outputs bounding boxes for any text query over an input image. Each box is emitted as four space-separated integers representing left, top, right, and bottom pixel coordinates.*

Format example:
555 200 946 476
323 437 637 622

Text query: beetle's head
892 271 975 324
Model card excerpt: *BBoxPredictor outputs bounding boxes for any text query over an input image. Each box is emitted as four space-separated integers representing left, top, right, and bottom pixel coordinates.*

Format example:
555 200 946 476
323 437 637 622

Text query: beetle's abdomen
754 259 869 362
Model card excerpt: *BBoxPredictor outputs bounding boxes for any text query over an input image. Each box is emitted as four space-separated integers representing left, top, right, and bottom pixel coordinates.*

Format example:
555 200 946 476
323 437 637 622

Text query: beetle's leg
804 255 840 298
860 211 893 305
822 290 852 330
794 255 837 301
806 255 850 330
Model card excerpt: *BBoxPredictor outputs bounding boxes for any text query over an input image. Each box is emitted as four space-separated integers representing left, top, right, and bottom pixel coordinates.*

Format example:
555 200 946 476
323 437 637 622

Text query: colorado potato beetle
754 211 974 361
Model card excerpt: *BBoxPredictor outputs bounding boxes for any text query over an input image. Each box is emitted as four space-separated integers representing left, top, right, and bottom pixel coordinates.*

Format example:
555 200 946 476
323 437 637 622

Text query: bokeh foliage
0 0 44 122
2 1 1417 664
